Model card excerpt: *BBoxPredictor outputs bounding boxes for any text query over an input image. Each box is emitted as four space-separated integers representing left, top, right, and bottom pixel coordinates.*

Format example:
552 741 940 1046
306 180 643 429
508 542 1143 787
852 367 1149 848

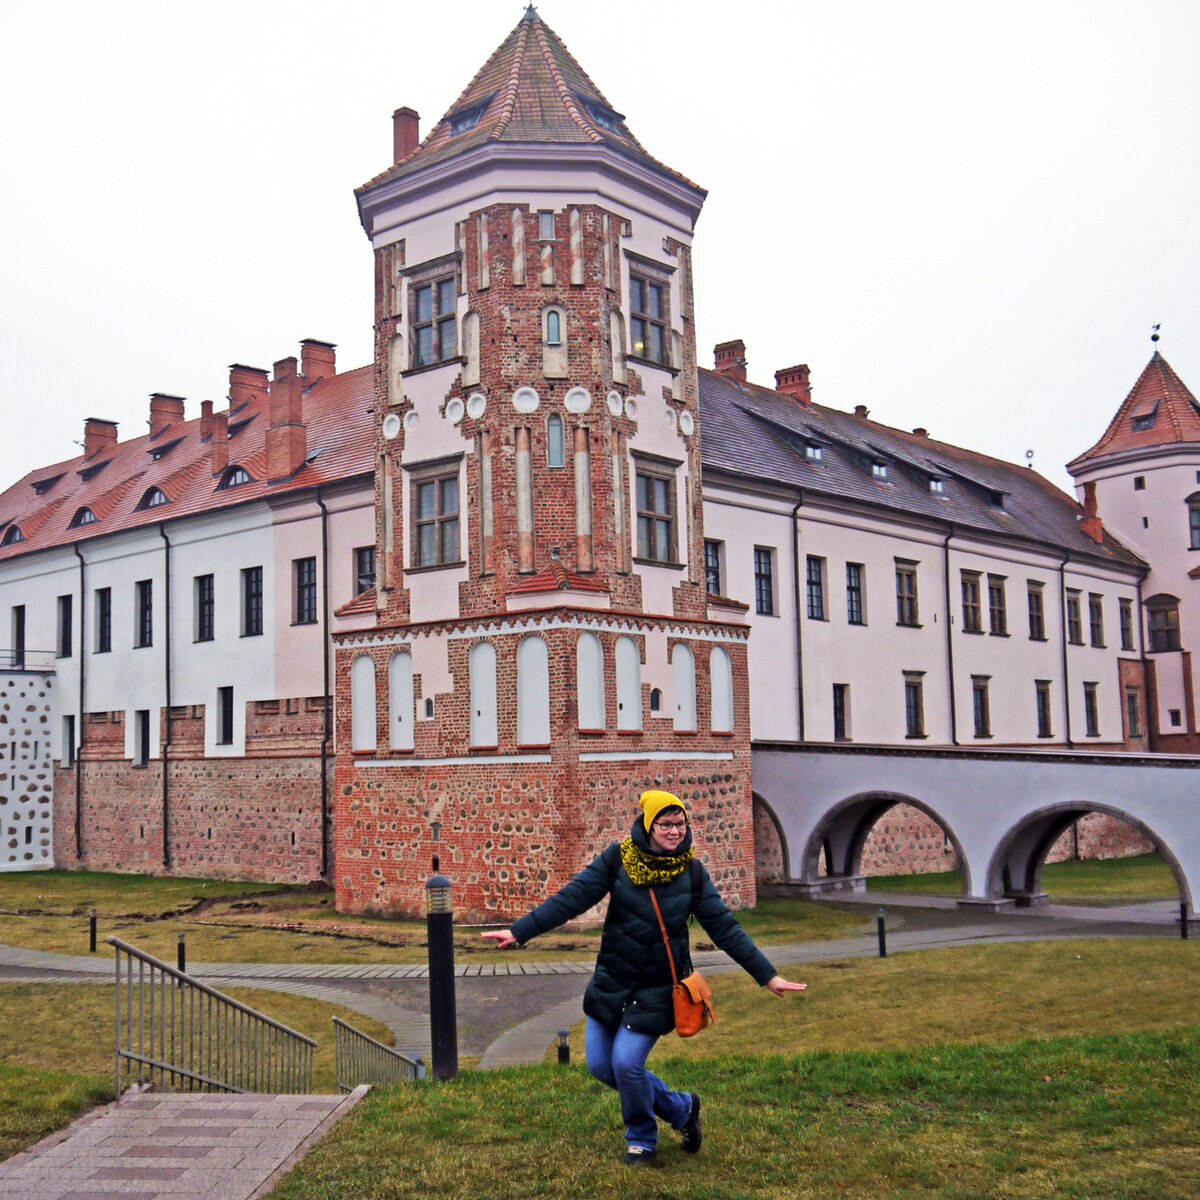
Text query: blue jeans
585 1016 693 1151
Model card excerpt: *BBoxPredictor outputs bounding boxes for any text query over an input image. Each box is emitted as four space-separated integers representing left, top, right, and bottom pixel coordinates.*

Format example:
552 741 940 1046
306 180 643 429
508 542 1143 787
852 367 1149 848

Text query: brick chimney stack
854 405 870 419
1080 480 1104 544
714 339 747 383
228 364 269 412
199 400 214 442
149 393 185 439
267 356 307 481
83 418 118 459
393 107 420 164
774 364 812 405
210 411 229 476
301 339 336 385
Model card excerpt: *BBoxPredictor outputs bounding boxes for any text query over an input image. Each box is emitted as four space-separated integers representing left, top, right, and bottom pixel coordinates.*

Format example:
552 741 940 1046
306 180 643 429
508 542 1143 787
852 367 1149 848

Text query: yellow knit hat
639 789 688 832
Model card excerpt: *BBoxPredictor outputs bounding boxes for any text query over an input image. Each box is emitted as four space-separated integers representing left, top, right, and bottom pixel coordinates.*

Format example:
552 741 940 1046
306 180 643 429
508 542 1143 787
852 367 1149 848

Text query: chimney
210 411 229 476
83 417 118 459
228 364 268 412
199 399 214 442
393 107 420 164
774 364 812 405
854 405 870 419
301 339 336 385
713 339 747 383
912 426 929 438
1081 480 1104 544
149 393 185 439
267 357 306 480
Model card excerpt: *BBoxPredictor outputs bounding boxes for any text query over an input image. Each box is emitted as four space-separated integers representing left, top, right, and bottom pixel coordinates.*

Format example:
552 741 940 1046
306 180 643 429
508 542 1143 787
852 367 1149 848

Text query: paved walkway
0 895 1191 1198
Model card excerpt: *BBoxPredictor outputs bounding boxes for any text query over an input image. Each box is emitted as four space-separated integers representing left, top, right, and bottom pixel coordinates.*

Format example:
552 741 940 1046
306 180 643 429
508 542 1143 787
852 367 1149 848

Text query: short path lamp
426 873 458 1080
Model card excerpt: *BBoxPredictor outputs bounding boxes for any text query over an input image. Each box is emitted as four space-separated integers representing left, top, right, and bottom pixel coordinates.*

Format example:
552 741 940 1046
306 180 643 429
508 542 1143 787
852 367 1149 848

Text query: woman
482 789 806 1166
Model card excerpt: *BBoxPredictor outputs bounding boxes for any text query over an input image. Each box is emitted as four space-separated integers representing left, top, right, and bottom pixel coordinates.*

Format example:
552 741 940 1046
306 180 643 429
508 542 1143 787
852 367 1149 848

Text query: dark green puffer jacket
509 820 777 1035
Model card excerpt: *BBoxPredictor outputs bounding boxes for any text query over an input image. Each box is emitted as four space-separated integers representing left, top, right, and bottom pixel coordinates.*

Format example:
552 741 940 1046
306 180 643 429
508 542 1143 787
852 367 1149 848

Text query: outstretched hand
765 975 806 996
481 929 518 950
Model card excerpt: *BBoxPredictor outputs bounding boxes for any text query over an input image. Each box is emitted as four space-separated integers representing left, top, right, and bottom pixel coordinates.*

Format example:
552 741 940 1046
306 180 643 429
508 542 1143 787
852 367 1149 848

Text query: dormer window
583 99 622 132
78 459 110 482
218 465 252 490
804 443 823 463
69 507 98 528
137 488 170 510
1132 413 1155 431
149 437 182 462
32 474 63 496
989 491 1005 510
872 461 888 480
1 525 25 546
447 96 492 137
929 478 945 494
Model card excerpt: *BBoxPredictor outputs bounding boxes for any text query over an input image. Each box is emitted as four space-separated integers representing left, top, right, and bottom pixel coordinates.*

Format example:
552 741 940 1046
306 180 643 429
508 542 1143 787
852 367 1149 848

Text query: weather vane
1151 323 1161 346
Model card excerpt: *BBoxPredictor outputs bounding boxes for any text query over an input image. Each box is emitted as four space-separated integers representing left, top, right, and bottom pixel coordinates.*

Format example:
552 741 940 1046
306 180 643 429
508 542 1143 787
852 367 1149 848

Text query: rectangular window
832 683 849 742
294 557 318 625
1125 686 1142 738
846 563 865 625
1066 590 1083 644
754 547 775 616
1083 681 1100 737
904 673 925 738
896 562 919 626
961 572 982 633
1088 594 1105 647
95 588 112 653
538 210 555 240
410 275 457 368
635 468 676 563
135 580 153 648
195 574 214 643
217 686 234 746
704 540 723 596
62 714 75 767
806 556 826 620
354 546 376 595
972 676 991 738
630 273 668 364
1190 503 1200 550
988 576 1007 636
133 709 150 766
56 594 72 658
1119 598 1135 652
241 566 264 637
413 470 461 567
11 605 24 669
1147 602 1181 652
1036 680 1053 738
1027 582 1046 641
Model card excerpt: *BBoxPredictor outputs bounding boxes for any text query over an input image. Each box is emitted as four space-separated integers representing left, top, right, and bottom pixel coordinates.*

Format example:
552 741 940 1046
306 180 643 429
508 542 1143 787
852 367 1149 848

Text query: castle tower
1068 350 1200 751
333 9 755 918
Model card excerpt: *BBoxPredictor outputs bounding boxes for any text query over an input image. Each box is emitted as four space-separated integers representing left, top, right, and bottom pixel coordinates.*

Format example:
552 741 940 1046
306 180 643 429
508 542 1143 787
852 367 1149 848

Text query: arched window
389 651 414 751
547 413 565 468
1187 492 1200 550
69 507 97 528
218 465 252 490
542 307 567 379
1145 594 1182 652
1 525 23 546
469 641 498 747
517 635 550 745
577 632 605 730
137 488 169 510
545 309 562 345
710 646 734 733
615 636 642 731
351 655 377 752
649 688 662 714
672 642 696 732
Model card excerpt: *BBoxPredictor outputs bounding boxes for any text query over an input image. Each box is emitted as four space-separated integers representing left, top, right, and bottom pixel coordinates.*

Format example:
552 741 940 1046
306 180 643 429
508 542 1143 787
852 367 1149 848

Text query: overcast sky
1 0 1197 495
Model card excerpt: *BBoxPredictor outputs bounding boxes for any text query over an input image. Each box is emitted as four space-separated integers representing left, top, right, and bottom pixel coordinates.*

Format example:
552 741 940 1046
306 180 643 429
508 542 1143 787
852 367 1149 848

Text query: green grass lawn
868 852 1179 900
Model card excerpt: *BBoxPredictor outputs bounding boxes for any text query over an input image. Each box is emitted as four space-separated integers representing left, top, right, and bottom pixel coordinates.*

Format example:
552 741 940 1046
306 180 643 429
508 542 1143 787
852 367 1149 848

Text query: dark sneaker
624 1146 656 1166
681 1093 702 1153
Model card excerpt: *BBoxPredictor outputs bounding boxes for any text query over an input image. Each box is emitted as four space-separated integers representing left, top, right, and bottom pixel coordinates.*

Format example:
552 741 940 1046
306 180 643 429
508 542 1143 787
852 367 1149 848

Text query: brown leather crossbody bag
648 886 715 1037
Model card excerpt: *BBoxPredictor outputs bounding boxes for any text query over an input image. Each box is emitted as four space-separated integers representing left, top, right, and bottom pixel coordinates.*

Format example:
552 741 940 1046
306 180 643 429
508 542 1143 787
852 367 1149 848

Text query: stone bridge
752 743 1200 910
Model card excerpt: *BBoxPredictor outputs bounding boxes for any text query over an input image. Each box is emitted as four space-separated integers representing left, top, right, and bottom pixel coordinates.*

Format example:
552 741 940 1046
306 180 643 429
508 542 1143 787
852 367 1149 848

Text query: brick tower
333 8 754 919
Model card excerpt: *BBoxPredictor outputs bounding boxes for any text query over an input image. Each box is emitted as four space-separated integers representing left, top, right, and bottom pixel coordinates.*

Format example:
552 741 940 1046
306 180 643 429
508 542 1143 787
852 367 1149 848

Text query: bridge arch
988 803 1191 907
802 790 972 894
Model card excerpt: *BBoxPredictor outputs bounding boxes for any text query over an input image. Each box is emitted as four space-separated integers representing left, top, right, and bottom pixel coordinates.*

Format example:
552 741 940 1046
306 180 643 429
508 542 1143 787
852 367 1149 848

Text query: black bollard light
877 908 887 958
89 907 97 954
426 873 458 1081
177 932 186 973
557 1029 570 1066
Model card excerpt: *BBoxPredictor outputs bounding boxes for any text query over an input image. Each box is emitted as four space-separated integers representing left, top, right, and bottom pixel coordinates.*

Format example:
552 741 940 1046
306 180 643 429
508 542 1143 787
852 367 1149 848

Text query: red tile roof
335 588 377 617
1070 353 1200 466
0 366 375 562
357 9 703 197
506 564 609 596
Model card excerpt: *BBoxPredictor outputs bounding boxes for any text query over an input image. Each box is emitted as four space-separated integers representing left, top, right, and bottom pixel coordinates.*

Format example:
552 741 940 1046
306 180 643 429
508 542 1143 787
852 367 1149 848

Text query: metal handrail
0 648 55 671
108 935 316 1095
332 1016 424 1092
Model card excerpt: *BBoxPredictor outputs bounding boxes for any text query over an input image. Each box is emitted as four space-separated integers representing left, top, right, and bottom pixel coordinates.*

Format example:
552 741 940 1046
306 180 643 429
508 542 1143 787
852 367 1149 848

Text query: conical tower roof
357 7 702 195
1069 351 1200 470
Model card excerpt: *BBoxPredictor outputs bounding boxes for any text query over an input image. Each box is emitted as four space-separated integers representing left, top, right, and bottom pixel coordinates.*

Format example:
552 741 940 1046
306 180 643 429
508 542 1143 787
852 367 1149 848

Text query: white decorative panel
0 671 54 871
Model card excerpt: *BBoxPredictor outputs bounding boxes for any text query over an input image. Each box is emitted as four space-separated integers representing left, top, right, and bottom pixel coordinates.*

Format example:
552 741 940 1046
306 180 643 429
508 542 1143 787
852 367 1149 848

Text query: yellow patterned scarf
619 836 694 887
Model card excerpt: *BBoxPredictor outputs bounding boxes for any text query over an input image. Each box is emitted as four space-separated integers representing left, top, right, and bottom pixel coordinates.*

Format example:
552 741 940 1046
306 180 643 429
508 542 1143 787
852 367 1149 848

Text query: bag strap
647 887 680 988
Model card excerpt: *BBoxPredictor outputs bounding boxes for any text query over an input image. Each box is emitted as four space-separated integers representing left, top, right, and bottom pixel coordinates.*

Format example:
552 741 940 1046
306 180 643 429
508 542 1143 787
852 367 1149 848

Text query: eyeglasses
654 821 687 832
